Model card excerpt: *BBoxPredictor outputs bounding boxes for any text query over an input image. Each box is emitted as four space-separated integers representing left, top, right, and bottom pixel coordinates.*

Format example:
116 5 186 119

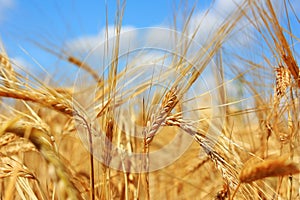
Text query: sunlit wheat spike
161 86 178 110
0 87 77 116
0 133 36 155
0 42 12 71
0 53 12 71
0 46 17 88
239 155 300 183
145 86 179 144
275 65 291 99
103 118 114 165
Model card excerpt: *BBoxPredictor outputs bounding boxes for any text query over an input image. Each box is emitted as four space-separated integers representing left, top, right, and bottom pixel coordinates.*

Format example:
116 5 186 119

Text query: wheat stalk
68 56 102 83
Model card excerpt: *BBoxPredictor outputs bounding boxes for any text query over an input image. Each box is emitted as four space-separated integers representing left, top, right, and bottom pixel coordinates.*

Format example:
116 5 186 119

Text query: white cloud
66 25 137 55
214 0 244 15
66 0 253 64
0 0 14 23
65 0 255 85
0 0 14 9
187 0 253 49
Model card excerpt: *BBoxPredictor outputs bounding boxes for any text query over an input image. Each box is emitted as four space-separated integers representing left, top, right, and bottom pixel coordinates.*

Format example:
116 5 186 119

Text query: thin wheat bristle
68 56 102 83
239 155 300 183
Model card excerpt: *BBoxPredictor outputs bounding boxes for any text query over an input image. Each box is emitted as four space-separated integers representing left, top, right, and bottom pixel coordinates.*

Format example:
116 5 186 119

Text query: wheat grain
0 133 36 155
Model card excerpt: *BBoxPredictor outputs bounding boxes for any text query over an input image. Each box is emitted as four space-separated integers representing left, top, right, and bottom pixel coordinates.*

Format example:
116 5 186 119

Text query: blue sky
0 0 213 80
0 1 200 76
0 0 299 128
1 0 204 54
0 0 299 87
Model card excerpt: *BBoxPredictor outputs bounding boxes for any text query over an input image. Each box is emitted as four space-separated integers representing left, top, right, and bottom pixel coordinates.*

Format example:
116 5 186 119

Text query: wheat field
0 0 300 199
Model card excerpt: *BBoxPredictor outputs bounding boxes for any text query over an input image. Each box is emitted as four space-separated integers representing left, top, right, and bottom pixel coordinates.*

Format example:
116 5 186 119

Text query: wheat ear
164 116 239 188
275 65 291 100
239 155 300 183
0 87 77 116
144 86 178 145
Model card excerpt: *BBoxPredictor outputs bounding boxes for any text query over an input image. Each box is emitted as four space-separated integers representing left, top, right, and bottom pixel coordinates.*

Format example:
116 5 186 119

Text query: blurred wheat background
0 0 299 199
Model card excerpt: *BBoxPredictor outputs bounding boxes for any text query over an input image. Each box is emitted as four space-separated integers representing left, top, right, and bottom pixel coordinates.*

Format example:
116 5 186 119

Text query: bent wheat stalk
164 115 240 189
0 87 77 116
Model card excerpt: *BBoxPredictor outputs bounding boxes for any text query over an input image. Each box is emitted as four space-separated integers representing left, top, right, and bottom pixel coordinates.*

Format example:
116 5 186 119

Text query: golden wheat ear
230 155 300 200
144 86 178 145
275 65 291 99
239 155 300 183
